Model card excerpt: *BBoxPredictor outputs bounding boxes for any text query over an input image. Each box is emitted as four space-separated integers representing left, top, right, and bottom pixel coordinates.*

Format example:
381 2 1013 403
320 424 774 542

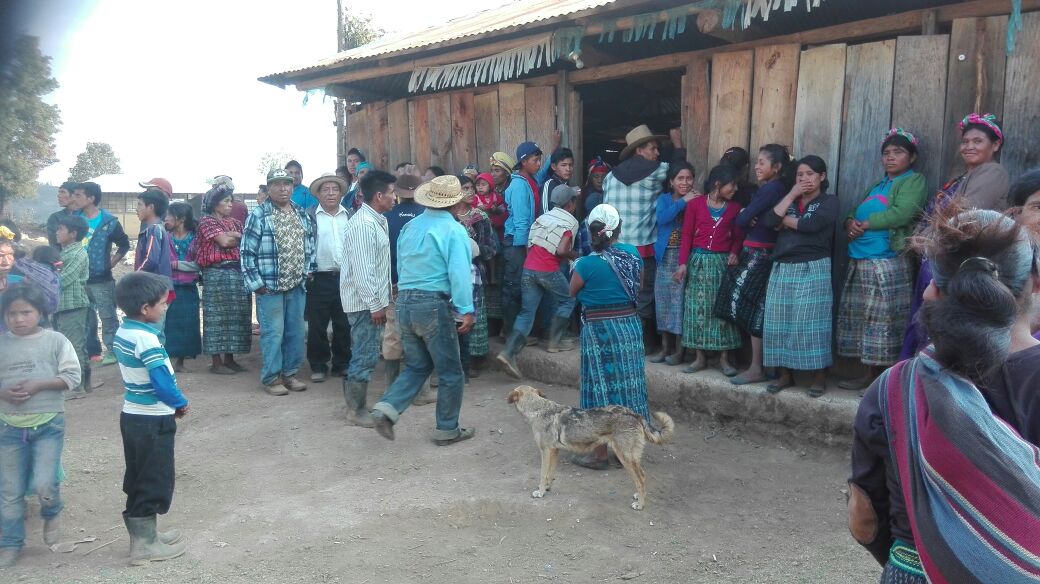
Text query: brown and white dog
507 385 675 510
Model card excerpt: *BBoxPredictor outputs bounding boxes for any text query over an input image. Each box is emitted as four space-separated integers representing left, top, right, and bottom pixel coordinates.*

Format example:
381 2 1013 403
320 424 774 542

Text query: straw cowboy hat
415 175 464 208
619 124 668 161
309 173 348 195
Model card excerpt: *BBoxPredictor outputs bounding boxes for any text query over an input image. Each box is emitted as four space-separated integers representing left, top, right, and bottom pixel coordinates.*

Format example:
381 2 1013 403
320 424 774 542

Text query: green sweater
846 172 927 253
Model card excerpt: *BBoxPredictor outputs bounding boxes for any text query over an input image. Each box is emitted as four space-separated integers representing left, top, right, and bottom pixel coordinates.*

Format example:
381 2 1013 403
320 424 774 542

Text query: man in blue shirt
370 175 476 446
285 160 317 208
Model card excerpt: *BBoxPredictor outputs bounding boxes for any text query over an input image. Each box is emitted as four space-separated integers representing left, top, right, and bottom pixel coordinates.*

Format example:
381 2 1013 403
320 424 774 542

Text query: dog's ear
507 388 521 403
536 388 546 398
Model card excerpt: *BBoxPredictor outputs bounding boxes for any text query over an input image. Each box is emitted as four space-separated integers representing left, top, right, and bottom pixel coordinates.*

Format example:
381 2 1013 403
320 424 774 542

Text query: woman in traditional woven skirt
570 204 648 470
651 162 699 365
196 187 252 375
473 172 506 332
673 165 744 376
164 202 202 372
715 145 793 385
762 155 839 397
837 129 927 390
454 175 498 376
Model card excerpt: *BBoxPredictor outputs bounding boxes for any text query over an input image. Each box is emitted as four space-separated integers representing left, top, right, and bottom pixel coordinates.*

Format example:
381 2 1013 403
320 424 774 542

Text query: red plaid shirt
195 215 243 267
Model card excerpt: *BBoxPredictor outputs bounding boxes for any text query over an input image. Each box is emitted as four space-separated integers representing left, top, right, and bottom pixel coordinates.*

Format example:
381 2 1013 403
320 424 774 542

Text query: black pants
305 271 351 374
121 413 177 518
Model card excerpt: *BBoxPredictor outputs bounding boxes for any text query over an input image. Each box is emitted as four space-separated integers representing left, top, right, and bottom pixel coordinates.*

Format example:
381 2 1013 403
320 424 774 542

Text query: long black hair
796 155 830 193
662 161 696 193
759 144 796 188
1010 169 1040 208
1 282 50 320
167 201 197 232
589 219 622 252
702 164 739 195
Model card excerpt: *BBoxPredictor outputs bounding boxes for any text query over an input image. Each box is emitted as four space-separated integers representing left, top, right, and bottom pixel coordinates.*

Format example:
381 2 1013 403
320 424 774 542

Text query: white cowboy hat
309 173 348 195
619 124 668 161
415 175 464 208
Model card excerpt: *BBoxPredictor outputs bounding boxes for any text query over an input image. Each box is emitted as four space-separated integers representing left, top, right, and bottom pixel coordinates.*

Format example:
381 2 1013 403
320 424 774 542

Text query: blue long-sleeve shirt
135 221 173 282
396 209 475 315
114 319 188 414
292 185 317 209
654 193 688 263
502 158 553 246
736 179 788 247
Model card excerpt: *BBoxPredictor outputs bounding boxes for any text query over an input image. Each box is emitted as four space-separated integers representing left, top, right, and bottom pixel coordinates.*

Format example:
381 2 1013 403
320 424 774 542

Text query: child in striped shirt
112 272 188 565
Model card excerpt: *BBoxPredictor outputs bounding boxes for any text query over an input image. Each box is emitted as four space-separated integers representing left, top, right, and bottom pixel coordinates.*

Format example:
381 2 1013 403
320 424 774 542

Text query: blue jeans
346 311 384 383
256 286 306 385
86 280 118 353
0 414 65 549
513 268 576 338
372 290 466 440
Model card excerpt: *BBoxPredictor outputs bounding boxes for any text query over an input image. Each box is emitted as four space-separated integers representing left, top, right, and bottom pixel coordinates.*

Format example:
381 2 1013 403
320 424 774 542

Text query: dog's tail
644 412 675 445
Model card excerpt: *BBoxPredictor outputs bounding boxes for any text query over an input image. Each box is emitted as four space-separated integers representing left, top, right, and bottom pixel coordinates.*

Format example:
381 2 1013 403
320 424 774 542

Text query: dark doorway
578 70 683 179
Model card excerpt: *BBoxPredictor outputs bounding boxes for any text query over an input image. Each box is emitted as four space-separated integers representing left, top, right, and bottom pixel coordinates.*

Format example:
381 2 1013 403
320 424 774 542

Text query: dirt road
4 349 879 583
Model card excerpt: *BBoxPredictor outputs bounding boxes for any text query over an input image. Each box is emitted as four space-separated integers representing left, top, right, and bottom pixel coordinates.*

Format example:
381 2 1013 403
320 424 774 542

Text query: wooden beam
567 0 1040 85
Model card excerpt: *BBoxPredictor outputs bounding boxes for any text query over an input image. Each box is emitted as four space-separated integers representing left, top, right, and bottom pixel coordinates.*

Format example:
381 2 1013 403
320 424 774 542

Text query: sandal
766 380 794 394
209 365 237 375
664 353 684 366
730 373 767 386
224 362 247 373
648 352 667 364
683 362 707 374
720 364 739 377
807 385 826 398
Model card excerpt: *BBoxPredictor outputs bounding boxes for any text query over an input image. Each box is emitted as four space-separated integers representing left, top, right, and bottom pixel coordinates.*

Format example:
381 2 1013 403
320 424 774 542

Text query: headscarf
586 157 611 177
0 226 16 241
356 162 372 174
490 152 515 174
959 113 1004 142
883 127 919 148
203 178 235 214
587 204 641 302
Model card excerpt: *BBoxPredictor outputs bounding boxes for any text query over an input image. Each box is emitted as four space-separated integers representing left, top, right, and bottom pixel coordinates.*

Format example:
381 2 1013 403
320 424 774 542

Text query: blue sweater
735 179 788 247
654 193 687 263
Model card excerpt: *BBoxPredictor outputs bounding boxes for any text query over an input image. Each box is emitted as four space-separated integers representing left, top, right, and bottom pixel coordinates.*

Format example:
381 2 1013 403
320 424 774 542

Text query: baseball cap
139 178 173 198
516 141 542 163
550 184 577 206
267 169 294 185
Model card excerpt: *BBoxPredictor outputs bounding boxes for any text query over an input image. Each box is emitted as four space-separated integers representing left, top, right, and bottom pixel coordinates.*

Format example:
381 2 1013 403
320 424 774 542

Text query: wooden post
922 10 938 34
557 70 570 147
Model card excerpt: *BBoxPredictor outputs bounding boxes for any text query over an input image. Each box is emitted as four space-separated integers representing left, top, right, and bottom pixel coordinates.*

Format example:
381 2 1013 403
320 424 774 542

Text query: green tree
337 4 383 51
68 141 122 181
257 151 295 177
0 36 62 215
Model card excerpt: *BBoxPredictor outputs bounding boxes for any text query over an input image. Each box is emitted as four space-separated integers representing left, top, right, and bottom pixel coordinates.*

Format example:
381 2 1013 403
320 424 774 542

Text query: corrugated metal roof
267 0 617 80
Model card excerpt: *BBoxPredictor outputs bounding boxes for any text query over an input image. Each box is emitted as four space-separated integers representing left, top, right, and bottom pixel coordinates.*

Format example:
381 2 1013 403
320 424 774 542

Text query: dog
507 385 675 510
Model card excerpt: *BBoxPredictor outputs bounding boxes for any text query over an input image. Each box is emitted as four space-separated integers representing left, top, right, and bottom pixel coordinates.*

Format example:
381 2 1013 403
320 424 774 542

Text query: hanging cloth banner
409 32 559 93
742 0 825 27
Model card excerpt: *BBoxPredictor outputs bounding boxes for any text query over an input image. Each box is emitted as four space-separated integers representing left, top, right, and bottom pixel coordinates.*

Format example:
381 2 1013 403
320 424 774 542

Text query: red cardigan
678 196 745 265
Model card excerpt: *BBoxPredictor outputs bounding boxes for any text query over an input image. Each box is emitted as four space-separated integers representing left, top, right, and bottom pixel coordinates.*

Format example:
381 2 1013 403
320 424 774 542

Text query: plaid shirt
602 163 670 248
196 215 243 267
240 201 316 292
58 241 89 312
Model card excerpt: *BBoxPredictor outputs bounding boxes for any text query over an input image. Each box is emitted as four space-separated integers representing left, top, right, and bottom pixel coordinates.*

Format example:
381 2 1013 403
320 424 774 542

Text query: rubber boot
384 359 401 388
495 331 526 379
546 316 576 353
124 513 187 566
412 381 438 406
343 380 375 427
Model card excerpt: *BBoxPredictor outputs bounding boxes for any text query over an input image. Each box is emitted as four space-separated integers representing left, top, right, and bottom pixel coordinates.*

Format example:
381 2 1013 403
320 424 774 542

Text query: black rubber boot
495 331 526 379
546 316 576 353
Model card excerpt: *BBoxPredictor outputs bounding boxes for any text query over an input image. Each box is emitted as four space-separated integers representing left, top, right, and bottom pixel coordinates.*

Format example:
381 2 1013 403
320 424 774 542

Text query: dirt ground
2 347 880 583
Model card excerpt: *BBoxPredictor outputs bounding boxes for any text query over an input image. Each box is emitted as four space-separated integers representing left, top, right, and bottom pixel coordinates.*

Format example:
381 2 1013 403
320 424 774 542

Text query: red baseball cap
139 177 173 198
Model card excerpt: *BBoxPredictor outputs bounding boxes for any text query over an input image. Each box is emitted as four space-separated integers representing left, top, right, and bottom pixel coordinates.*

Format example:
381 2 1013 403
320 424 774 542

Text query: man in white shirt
339 170 397 427
305 174 352 383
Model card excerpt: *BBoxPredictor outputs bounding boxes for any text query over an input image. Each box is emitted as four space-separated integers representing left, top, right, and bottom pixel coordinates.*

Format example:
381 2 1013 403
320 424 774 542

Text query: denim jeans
513 269 576 338
372 290 466 440
501 246 527 332
307 272 351 374
0 414 65 549
86 280 118 353
346 311 384 383
256 286 306 385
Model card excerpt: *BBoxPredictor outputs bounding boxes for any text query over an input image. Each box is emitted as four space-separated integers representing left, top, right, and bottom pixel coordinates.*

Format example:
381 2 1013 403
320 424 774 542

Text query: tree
337 4 383 51
0 36 62 215
68 141 121 181
257 151 295 177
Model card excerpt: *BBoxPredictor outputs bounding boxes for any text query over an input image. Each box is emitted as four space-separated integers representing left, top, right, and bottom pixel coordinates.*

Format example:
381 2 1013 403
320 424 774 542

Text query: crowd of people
0 112 1039 580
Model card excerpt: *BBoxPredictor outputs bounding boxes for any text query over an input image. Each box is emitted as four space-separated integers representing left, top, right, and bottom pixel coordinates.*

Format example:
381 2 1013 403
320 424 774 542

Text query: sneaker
281 376 307 392
262 381 289 396
101 352 118 366
310 371 327 383
434 427 476 446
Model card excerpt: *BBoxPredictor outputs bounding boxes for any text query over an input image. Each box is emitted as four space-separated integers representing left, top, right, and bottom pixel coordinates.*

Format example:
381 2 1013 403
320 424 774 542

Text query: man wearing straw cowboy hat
602 124 686 352
370 175 477 446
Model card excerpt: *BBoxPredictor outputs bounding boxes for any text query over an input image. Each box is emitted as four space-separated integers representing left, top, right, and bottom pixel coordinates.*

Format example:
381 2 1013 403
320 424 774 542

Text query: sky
16 0 496 193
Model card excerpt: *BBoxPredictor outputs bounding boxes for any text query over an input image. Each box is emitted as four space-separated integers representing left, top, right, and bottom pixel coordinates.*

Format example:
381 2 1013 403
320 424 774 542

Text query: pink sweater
678 196 745 265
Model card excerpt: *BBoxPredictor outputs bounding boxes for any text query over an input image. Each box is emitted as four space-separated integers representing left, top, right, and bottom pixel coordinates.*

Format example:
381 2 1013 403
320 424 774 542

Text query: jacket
81 209 130 283
846 171 927 254
239 200 316 293
528 206 579 256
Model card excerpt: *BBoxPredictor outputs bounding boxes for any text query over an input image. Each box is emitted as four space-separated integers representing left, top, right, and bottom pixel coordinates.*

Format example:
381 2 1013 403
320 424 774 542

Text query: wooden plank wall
940 16 1008 181
708 50 754 166
1001 11 1040 181
428 94 453 170
364 101 389 171
682 59 711 178
891 35 950 195
346 108 369 164
408 99 432 171
451 93 478 170
474 91 500 170
498 84 527 158
524 86 556 150
749 44 800 159
793 44 847 181
567 89 583 185
386 99 411 168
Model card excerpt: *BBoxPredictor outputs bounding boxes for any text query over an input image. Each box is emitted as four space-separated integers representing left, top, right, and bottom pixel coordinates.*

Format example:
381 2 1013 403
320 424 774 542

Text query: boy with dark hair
540 147 575 214
53 214 92 397
47 181 78 248
112 272 188 565
134 189 173 283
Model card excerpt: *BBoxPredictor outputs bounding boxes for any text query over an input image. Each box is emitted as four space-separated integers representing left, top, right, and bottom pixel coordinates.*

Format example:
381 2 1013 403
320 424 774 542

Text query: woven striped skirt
469 285 489 357
714 246 773 338
165 283 201 358
763 258 833 370
202 266 252 355
485 258 504 320
654 246 685 335
682 252 741 351
836 256 912 366
580 304 650 421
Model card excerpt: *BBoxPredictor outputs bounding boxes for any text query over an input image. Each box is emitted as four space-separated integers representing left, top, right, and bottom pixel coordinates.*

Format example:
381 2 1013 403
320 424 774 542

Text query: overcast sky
18 0 495 192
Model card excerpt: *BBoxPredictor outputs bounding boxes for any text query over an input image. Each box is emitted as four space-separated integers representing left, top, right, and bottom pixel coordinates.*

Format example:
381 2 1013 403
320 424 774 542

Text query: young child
134 188 173 282
164 202 202 372
53 214 92 397
113 272 188 565
0 283 81 568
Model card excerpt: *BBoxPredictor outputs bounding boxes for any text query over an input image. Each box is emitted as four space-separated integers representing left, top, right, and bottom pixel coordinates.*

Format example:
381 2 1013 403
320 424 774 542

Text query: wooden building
262 0 1040 292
